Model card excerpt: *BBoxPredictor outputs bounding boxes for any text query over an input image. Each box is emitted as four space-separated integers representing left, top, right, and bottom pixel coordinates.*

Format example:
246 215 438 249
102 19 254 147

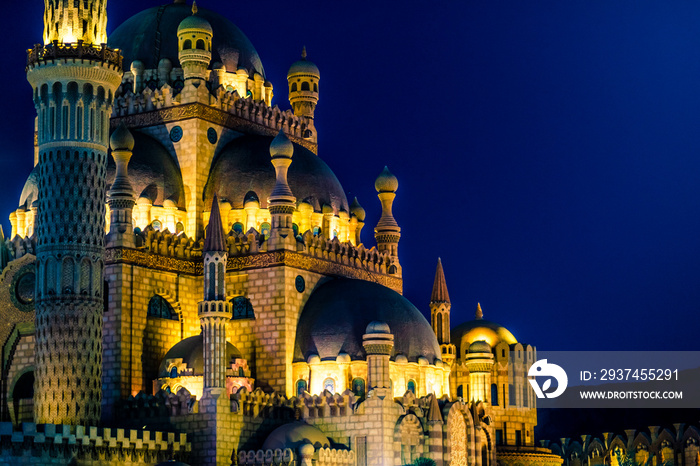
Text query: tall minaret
430 258 456 367
287 47 319 142
199 196 232 398
374 166 401 269
27 0 122 425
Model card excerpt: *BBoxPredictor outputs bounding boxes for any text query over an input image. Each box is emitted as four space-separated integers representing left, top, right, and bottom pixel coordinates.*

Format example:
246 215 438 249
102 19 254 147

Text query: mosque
0 0 572 464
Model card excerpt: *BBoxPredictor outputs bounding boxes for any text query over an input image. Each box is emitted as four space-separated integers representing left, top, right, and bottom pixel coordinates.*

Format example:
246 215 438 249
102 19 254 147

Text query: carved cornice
105 248 402 292
109 103 318 154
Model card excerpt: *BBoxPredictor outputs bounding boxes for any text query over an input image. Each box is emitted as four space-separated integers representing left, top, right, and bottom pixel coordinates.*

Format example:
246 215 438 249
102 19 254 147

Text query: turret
107 122 135 248
27 0 123 426
465 340 495 403
431 258 456 367
349 197 365 246
177 2 213 82
362 321 394 397
287 47 319 142
267 130 297 250
374 166 401 264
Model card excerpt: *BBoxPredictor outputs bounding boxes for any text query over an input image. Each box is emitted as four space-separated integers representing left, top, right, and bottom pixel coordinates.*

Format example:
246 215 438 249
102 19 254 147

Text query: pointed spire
476 303 483 320
204 195 226 252
301 46 307 60
431 258 450 304
192 1 198 15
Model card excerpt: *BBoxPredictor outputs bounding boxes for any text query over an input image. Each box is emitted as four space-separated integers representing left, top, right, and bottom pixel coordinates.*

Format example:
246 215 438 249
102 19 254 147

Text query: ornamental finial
301 46 307 60
192 1 198 14
476 303 483 320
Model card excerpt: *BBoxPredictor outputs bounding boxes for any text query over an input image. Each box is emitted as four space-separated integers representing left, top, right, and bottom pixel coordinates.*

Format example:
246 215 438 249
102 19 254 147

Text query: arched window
457 385 463 398
436 313 443 342
260 222 271 239
491 383 499 406
291 82 298 92
170 367 178 378
296 379 307 396
352 378 365 398
196 39 205 50
147 295 178 320
231 296 255 319
292 223 299 236
313 82 318 92
523 383 528 407
176 222 185 233
312 226 320 236
323 378 335 393
183 39 192 50
332 229 338 239
301 81 310 91
233 222 244 234
12 371 34 424
151 220 162 231
407 380 416 394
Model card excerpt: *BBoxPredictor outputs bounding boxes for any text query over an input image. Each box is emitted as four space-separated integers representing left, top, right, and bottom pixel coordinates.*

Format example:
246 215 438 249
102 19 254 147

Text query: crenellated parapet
111 94 317 153
232 388 358 420
0 422 189 465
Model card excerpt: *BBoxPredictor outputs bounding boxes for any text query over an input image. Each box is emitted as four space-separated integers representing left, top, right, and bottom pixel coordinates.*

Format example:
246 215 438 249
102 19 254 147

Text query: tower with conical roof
27 0 122 425
430 258 456 368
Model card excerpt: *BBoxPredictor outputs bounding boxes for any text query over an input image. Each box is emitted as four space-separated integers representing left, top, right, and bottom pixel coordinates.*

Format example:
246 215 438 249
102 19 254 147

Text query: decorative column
27 0 122 425
106 122 135 248
374 166 401 267
199 195 232 397
267 130 297 250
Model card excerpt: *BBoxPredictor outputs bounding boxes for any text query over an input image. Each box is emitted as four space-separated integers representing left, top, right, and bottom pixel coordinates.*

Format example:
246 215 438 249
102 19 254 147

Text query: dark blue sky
3 1 700 351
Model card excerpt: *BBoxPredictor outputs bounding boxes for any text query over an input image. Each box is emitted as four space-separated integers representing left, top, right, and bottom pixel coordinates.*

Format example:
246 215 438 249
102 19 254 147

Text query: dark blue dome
108 3 265 76
293 278 441 363
204 135 349 214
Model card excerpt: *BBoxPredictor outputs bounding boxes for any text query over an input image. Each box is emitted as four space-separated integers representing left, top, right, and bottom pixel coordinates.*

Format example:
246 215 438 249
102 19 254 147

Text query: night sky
2 1 700 352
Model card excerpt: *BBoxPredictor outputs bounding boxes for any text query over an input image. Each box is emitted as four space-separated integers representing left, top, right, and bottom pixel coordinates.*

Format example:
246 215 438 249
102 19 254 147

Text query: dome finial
301 46 307 60
192 1 198 14
476 303 483 320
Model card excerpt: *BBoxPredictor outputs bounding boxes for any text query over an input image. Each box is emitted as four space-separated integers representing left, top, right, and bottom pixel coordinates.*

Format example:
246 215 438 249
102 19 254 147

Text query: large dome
106 131 185 209
293 278 441 363
108 3 265 76
204 135 349 214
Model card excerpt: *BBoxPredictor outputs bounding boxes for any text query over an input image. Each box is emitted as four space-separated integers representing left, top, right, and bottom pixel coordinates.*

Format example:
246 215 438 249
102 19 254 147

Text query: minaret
106 122 135 248
267 130 297 250
27 0 122 425
287 47 320 142
199 195 233 398
374 166 401 266
431 258 456 367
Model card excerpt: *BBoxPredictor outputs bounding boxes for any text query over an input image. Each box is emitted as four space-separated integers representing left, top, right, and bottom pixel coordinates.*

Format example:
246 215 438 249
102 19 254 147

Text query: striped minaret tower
27 0 122 425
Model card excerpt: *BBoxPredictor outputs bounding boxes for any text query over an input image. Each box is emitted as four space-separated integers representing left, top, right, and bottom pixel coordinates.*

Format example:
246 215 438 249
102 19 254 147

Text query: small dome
18 166 39 210
365 321 390 334
158 334 242 377
350 197 365 222
177 5 213 35
375 166 398 193
287 48 320 78
243 191 260 206
270 130 294 158
468 340 492 354
262 422 330 451
110 122 135 151
294 278 440 363
451 318 518 355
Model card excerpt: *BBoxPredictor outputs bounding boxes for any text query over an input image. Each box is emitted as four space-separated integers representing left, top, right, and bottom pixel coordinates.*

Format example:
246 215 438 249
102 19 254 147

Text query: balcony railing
27 41 122 70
